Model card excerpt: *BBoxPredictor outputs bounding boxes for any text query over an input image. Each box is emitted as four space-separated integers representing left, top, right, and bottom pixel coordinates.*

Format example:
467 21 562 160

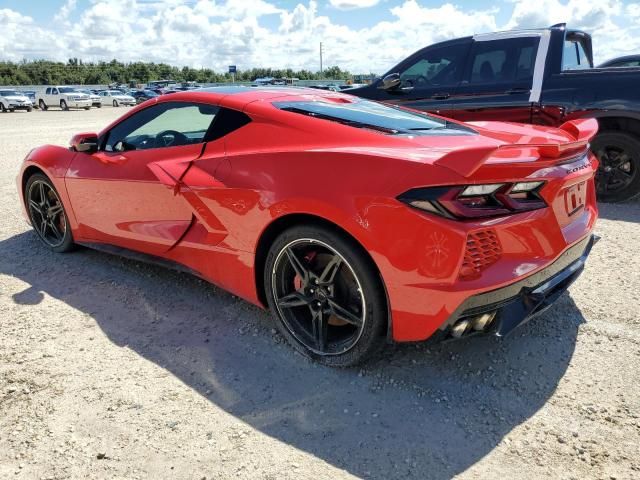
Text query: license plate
564 182 586 216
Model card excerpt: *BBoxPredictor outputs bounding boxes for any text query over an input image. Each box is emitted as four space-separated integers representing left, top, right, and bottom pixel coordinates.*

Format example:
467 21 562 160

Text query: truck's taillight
398 181 546 219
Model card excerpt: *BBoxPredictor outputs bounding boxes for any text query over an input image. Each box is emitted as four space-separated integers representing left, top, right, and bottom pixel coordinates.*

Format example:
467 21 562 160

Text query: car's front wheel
265 225 387 367
25 174 75 253
113 100 119 107
60 100 68 110
0 103 6 113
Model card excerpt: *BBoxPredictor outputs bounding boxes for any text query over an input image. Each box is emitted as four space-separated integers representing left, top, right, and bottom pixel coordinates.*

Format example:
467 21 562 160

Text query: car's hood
3 95 30 102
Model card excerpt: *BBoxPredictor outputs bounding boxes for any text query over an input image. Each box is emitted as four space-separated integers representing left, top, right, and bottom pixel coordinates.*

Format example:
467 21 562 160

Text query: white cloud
53 0 77 23
328 0 380 10
1 0 639 73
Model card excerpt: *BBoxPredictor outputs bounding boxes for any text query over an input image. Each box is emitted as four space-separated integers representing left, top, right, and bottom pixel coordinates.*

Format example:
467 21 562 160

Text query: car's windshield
0 90 21 96
109 90 123 95
58 87 78 93
144 90 159 96
274 98 458 135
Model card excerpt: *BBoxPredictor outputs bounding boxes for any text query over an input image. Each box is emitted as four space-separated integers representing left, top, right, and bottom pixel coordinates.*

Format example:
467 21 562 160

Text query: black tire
264 224 387 367
27 107 32 112
60 100 68 111
39 100 47 110
591 131 640 202
0 103 5 113
97 104 102 108
84 106 90 110
113 100 118 107
9 108 14 113
24 173 75 253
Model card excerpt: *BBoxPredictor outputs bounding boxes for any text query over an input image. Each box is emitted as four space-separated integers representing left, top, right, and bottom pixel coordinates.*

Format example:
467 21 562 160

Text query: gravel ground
1 108 639 480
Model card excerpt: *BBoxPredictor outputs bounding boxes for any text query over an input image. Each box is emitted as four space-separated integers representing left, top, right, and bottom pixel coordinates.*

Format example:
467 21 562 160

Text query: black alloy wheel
265 225 386 367
25 174 75 253
592 131 640 202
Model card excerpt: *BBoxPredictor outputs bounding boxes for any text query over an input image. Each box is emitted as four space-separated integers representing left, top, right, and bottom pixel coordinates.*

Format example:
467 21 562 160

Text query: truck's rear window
274 98 465 135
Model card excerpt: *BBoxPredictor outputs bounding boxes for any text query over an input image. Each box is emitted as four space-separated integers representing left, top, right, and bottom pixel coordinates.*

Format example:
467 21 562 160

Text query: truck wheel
60 100 68 111
39 100 47 110
592 131 640 202
113 100 119 107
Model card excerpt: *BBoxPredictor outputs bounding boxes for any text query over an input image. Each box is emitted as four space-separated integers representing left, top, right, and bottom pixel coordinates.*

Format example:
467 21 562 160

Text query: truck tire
39 100 47 110
592 131 640 202
60 100 68 111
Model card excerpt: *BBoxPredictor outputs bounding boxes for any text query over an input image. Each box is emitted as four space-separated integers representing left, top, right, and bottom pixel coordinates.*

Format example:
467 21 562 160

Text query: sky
1 0 639 74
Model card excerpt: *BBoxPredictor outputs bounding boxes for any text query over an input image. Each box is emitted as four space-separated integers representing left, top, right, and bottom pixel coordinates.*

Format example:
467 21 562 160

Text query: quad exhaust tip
450 311 497 338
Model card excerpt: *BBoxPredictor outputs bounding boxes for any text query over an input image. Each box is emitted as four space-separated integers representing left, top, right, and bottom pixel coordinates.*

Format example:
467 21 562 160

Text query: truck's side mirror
378 73 401 90
70 132 99 153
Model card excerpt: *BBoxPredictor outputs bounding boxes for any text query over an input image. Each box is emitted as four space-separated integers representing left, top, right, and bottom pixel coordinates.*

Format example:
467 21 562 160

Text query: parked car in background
598 55 640 68
129 89 160 104
0 89 33 112
36 87 91 111
17 87 597 366
22 90 37 106
350 23 640 202
76 89 102 108
99 90 136 107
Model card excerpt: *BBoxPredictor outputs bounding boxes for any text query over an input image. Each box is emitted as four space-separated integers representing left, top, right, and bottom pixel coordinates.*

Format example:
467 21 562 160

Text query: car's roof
155 86 357 110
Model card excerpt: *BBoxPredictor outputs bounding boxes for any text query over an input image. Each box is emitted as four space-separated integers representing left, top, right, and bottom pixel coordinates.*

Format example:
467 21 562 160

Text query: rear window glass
563 40 591 70
274 98 463 135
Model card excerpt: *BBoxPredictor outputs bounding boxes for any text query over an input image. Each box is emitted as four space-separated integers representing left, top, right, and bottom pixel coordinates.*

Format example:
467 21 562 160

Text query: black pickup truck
350 23 640 202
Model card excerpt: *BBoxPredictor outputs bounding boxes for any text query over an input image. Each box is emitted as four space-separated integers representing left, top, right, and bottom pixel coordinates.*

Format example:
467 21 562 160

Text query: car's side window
562 39 591 70
52 88 58 95
399 44 469 89
103 102 219 152
45 88 51 95
205 107 252 142
467 37 539 85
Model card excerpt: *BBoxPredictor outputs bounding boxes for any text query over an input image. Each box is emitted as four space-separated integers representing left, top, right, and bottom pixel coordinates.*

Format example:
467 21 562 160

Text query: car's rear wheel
592 131 640 202
113 100 119 107
265 225 386 367
60 100 68 111
0 103 6 113
25 174 75 253
39 100 47 110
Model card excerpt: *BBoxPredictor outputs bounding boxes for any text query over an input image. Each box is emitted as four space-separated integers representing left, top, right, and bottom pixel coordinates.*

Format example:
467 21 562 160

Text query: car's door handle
431 92 450 100
505 88 530 95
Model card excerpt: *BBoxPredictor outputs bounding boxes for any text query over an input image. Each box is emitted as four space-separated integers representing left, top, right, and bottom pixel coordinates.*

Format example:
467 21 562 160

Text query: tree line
0 58 355 86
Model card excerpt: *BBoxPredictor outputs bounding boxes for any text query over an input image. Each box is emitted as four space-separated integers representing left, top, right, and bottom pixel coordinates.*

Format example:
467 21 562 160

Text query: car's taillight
398 181 546 219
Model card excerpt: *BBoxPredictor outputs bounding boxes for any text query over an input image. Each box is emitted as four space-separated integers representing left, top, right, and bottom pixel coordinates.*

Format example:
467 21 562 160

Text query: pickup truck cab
37 87 92 111
350 24 640 202
0 89 33 112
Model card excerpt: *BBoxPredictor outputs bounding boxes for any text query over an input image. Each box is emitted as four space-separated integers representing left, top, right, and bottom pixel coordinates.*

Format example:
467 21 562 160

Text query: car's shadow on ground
597 197 640 222
1 232 585 479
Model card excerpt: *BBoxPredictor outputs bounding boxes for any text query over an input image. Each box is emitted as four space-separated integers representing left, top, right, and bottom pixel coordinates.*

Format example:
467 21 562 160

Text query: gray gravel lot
1 108 639 479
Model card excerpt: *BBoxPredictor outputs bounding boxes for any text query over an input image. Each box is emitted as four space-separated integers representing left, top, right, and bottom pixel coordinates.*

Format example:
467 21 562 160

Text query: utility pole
320 42 323 78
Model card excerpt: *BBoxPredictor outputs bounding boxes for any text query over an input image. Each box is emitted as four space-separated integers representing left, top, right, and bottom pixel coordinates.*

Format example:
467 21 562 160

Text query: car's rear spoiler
435 119 598 177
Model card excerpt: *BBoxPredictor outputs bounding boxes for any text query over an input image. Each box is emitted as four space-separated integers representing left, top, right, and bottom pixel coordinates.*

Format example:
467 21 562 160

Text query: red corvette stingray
17 87 598 366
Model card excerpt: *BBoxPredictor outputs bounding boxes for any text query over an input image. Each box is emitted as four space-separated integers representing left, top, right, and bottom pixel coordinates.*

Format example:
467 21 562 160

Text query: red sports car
17 87 598 366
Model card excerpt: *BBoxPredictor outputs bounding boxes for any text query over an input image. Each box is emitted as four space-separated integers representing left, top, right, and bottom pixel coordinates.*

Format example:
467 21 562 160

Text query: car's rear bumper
437 233 595 340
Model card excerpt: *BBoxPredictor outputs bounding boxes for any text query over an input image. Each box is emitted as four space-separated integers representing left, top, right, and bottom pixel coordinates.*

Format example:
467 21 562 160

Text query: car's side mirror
378 73 401 90
70 132 99 153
